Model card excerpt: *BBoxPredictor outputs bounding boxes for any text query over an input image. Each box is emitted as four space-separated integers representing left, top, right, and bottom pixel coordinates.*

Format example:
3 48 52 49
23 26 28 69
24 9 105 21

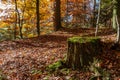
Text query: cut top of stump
68 37 100 43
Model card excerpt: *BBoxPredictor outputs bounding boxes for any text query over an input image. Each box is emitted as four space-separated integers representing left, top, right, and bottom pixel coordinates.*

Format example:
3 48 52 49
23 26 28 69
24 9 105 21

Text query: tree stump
66 37 102 70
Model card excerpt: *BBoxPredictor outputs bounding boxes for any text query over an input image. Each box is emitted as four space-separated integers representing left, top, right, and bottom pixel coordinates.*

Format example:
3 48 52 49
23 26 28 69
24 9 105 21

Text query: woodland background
0 0 120 80
0 0 116 40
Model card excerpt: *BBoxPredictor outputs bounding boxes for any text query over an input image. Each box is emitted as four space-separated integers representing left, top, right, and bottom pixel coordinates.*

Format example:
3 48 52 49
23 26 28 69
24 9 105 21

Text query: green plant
0 71 7 80
43 76 49 80
0 27 14 41
47 60 65 72
31 69 42 75
89 58 110 80
60 68 70 75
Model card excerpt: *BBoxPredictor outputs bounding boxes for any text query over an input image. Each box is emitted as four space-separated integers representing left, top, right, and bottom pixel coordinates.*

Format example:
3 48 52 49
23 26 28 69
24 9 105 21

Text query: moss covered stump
66 37 101 70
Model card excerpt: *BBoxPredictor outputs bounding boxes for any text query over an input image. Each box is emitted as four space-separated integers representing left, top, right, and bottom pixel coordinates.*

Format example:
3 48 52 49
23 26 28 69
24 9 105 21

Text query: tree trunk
95 0 101 37
54 0 61 31
36 0 40 36
66 0 69 27
112 1 117 29
110 0 120 49
116 0 120 43
15 0 23 39
92 0 96 27
18 12 23 39
21 0 26 38
66 37 101 69
14 0 17 39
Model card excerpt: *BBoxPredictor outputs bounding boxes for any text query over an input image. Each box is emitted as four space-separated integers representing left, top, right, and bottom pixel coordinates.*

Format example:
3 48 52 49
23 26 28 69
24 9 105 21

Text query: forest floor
0 28 120 80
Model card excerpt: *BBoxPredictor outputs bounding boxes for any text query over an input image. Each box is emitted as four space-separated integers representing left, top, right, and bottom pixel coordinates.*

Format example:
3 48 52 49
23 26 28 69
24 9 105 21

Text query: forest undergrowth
0 28 119 80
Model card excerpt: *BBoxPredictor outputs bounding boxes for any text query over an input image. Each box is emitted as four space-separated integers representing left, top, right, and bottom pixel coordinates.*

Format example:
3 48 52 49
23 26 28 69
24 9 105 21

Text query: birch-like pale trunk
112 1 117 29
116 15 120 43
95 0 101 37
116 0 120 43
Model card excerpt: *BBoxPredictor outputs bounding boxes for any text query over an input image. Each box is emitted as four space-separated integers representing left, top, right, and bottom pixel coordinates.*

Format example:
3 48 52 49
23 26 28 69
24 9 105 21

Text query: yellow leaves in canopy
27 33 34 38
40 0 52 20
23 24 32 28
0 22 9 28
1 0 53 33
70 0 85 3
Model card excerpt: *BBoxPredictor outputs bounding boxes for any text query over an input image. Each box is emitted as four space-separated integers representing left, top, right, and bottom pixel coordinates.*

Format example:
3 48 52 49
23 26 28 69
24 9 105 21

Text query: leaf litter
0 28 119 80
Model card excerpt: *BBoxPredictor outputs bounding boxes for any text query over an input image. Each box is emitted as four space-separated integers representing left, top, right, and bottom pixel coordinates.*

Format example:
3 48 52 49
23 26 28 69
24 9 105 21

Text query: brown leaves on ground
0 28 119 80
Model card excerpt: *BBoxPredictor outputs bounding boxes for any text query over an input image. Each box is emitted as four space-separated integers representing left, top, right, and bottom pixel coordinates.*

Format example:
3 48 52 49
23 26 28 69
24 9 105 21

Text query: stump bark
66 37 101 69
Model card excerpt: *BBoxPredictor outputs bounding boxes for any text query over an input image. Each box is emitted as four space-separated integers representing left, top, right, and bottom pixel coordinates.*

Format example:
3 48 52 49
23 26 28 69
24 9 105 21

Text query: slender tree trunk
83 0 87 26
36 0 40 36
15 0 23 39
66 0 69 27
113 1 117 29
18 13 23 39
14 16 17 39
116 0 120 43
92 0 96 27
116 16 120 43
54 0 61 31
95 0 101 37
21 0 26 38
14 0 17 39
110 0 120 49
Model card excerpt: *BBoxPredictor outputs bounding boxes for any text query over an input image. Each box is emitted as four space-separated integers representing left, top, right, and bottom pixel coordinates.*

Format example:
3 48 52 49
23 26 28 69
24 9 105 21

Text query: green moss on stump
66 37 102 70
68 37 100 43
